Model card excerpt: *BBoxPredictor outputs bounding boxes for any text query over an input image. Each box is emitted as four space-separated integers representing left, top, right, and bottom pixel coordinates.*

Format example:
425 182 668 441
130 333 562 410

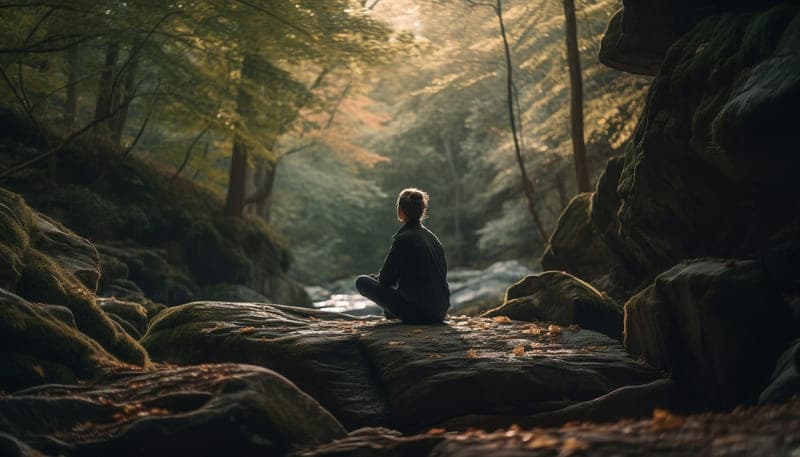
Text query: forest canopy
0 0 648 285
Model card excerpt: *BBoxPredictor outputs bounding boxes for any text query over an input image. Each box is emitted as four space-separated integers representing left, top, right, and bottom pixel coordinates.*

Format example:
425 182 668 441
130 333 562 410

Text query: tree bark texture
563 0 591 193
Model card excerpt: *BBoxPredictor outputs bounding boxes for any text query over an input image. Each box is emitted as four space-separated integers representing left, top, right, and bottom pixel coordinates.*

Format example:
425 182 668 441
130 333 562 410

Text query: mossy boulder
0 288 123 392
624 259 794 408
98 298 149 337
483 271 623 339
30 212 100 292
0 188 32 290
96 243 197 306
1 364 346 456
0 189 149 368
16 248 149 367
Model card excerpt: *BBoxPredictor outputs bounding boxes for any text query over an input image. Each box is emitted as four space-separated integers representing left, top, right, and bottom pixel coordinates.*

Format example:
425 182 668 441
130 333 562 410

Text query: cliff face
545 2 800 408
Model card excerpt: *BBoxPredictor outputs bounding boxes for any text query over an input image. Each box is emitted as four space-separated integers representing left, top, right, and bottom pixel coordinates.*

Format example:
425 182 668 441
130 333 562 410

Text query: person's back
390 223 449 320
355 188 450 324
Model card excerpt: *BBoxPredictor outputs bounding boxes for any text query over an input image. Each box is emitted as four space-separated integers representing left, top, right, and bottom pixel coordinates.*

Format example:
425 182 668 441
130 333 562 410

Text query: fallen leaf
31 364 44 377
428 352 443 359
512 346 525 356
522 325 542 335
547 324 562 334
527 434 559 449
493 316 512 324
559 437 589 456
466 349 477 358
239 326 256 334
427 427 447 435
652 408 685 431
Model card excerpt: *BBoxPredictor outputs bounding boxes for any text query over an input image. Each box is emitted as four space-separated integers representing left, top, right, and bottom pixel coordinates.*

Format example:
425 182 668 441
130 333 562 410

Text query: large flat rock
142 302 661 431
1 363 345 457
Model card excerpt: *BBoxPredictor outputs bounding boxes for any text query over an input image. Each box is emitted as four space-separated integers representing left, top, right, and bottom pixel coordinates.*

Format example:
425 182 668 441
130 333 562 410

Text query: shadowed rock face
294 401 800 457
625 259 794 409
142 302 661 432
0 364 345 457
599 0 790 75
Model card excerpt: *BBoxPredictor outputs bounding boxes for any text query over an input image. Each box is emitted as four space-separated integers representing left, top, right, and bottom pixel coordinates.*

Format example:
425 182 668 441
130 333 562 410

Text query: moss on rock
0 289 122 392
0 188 32 290
483 271 623 339
16 248 149 367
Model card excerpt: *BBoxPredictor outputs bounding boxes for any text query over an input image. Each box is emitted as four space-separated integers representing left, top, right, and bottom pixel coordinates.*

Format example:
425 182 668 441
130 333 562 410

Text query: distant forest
0 0 648 284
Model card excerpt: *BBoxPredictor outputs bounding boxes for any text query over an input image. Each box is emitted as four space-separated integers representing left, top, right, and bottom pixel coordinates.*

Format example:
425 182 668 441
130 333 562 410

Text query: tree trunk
563 0 591 193
93 41 120 134
442 135 463 263
496 0 548 241
224 53 257 218
224 135 248 218
255 161 276 222
111 52 139 146
64 45 78 127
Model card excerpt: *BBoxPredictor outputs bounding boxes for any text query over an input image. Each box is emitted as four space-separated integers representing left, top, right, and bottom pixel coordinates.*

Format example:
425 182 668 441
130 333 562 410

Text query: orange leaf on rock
427 427 447 435
466 349 477 358
512 346 525 356
493 316 512 324
527 434 559 449
559 437 589 456
652 408 685 431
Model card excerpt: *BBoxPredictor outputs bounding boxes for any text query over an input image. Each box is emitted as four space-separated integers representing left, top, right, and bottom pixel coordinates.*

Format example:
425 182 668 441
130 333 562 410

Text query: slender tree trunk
563 0 591 193
224 54 257 218
111 52 139 146
93 41 120 133
64 45 78 127
255 161 276 222
442 135 462 263
496 0 548 241
225 135 248 218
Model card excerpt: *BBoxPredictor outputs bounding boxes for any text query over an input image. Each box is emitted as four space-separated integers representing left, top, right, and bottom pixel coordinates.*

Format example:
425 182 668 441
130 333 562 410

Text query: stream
307 260 535 316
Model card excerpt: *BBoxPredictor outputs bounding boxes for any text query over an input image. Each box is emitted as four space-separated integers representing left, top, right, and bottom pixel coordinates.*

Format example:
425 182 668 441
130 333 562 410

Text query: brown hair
396 188 429 223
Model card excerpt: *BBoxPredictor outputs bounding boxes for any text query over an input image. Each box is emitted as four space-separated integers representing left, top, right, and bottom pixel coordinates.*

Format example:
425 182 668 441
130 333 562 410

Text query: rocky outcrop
31 213 100 292
541 159 641 301
0 189 148 368
0 288 122 392
624 259 794 409
295 401 800 457
599 0 790 75
551 5 800 300
142 302 661 431
1 364 345 456
482 271 623 339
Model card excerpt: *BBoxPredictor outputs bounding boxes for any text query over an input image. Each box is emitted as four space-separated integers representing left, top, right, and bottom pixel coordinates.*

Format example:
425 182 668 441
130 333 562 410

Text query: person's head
396 188 429 224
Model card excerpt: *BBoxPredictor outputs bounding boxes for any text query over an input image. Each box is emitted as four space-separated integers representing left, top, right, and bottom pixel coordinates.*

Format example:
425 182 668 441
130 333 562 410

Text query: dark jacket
377 221 450 319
